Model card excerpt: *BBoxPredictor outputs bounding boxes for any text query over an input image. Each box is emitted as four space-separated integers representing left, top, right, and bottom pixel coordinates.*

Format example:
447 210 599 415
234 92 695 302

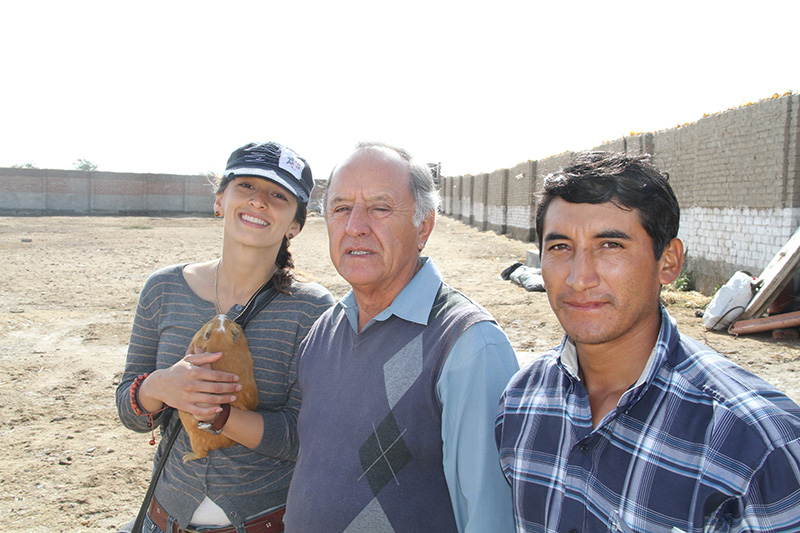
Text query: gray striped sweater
116 264 333 529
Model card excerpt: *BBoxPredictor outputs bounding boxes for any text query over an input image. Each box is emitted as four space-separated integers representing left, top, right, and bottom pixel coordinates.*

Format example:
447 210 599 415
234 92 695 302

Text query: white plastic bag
702 271 755 331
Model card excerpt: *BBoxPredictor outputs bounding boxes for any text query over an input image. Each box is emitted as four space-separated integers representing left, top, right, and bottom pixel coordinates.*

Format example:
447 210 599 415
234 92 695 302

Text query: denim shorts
117 513 165 533
120 513 246 533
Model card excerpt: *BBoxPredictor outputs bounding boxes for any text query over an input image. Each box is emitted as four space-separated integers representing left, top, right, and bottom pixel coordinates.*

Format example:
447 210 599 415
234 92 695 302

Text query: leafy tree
11 161 38 169
202 170 221 187
74 158 98 171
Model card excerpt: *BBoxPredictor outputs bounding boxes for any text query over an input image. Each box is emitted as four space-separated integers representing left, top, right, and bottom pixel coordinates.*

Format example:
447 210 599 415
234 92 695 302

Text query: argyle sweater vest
285 283 494 532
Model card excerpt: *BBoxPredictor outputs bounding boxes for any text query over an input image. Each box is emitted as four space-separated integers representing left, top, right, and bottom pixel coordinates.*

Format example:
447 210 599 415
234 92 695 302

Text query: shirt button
230 511 237 518
569 529 578 533
234 304 243 310
580 444 589 453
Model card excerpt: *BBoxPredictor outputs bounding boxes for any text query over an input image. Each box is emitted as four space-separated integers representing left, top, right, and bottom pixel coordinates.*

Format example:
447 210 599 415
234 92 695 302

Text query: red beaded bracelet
129 373 168 445
130 373 149 416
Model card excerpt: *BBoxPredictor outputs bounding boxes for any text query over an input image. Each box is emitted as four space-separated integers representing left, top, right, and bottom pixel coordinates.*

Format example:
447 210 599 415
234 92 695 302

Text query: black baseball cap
224 142 313 203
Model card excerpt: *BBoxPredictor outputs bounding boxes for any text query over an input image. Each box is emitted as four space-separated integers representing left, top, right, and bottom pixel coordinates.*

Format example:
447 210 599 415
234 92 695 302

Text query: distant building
428 162 441 185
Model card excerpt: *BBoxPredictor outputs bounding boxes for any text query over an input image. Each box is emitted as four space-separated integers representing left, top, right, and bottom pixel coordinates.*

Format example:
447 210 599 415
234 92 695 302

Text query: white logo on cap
279 149 304 182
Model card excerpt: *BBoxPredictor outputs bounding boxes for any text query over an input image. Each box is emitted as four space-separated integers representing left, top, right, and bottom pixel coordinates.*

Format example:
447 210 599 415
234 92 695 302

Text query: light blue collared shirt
334 257 518 532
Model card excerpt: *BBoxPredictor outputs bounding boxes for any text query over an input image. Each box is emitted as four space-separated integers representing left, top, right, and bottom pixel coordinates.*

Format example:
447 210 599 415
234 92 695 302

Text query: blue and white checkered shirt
495 306 800 532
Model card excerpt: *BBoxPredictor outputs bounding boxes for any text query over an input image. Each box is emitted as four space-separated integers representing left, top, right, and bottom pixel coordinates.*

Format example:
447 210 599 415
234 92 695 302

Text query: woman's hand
137 351 242 419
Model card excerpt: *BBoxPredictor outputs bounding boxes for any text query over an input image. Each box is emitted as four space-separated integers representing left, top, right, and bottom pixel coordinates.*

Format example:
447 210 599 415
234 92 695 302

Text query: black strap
131 278 280 531
232 279 280 329
132 411 178 533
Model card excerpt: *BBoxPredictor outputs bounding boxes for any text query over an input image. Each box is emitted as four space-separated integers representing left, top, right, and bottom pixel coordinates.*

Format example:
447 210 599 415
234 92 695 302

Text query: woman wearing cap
116 142 334 532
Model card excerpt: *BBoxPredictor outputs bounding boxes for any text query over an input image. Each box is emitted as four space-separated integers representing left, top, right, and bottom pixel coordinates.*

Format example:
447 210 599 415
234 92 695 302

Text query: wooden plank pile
728 227 800 336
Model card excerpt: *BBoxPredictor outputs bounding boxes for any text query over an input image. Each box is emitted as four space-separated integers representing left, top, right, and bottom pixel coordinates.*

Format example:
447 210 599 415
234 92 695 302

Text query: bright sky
1 1 798 179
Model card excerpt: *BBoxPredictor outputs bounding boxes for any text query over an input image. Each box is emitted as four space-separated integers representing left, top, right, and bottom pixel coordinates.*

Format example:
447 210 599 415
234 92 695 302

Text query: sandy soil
2 214 799 532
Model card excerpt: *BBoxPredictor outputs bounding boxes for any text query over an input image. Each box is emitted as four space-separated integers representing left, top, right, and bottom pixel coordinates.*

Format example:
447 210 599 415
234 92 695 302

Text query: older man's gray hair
326 141 441 227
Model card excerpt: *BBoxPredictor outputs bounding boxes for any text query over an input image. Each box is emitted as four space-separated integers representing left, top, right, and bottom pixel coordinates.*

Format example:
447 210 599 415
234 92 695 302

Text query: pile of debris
704 226 800 339
500 262 545 292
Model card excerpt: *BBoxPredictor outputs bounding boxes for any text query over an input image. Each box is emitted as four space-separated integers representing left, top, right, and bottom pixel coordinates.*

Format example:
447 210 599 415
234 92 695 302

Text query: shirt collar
331 257 442 333
560 304 675 399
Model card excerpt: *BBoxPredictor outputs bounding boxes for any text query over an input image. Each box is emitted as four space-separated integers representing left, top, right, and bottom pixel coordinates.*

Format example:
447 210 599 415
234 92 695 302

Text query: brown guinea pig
178 314 259 462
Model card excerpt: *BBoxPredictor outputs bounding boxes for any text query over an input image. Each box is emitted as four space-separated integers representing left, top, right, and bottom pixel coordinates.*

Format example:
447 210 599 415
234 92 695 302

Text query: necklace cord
213 259 222 314
214 258 272 319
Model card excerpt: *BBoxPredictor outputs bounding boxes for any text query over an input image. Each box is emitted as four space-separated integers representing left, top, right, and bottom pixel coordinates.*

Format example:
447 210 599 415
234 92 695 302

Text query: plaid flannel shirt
496 306 800 532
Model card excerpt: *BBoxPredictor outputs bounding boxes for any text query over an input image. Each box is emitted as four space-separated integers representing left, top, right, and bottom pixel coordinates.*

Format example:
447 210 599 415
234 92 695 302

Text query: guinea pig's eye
204 329 212 341
232 329 241 343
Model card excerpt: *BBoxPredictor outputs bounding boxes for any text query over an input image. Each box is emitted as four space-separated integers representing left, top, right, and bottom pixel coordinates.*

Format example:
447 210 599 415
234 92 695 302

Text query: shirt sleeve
731 437 800 531
437 321 519 532
115 273 170 432
253 288 335 460
252 348 302 460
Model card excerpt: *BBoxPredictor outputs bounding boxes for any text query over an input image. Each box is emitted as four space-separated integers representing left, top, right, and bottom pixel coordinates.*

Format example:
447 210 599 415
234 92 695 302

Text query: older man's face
325 148 433 302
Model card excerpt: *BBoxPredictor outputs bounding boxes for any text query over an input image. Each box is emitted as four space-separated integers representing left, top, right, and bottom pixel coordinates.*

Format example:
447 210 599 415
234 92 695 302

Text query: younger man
495 151 800 531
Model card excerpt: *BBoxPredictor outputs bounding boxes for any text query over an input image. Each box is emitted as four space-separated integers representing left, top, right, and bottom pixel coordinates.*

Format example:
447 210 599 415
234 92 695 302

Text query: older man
284 142 518 532
495 151 800 531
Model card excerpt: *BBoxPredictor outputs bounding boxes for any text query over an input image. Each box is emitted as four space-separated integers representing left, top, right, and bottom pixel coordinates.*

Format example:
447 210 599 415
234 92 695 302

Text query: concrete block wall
594 133 653 157
506 161 536 241
452 176 463 220
1 169 331 216
650 94 800 292
651 99 793 209
679 206 799 283
441 92 800 293
460 175 474 225
535 152 577 179
442 176 452 215
593 137 627 153
487 169 508 234
0 168 213 215
790 95 800 207
472 173 489 231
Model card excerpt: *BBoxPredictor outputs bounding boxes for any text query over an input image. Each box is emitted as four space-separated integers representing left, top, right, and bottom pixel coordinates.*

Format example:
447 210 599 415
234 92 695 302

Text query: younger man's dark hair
535 151 680 259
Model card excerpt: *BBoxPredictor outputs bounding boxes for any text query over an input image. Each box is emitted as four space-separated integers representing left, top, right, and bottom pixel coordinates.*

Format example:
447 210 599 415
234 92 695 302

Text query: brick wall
0 170 329 216
472 173 489 231
487 168 508 234
0 168 211 215
442 176 452 215
506 160 536 241
452 176 463 221
460 175 474 225
441 93 800 293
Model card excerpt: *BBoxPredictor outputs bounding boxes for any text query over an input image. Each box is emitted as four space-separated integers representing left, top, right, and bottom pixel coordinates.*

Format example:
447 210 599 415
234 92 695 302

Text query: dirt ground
2 214 800 532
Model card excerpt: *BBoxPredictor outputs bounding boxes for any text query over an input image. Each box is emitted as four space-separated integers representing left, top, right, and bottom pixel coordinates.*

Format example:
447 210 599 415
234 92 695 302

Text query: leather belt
148 497 285 533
